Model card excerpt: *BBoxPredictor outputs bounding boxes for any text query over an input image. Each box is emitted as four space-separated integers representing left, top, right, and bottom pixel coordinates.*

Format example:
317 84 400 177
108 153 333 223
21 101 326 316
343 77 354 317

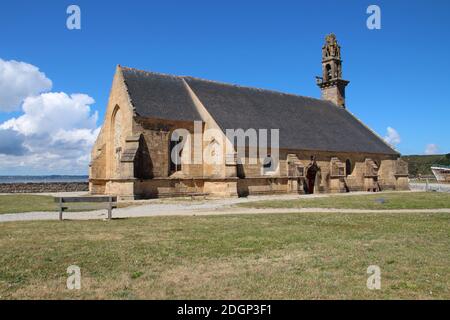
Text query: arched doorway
306 158 320 194
345 159 352 176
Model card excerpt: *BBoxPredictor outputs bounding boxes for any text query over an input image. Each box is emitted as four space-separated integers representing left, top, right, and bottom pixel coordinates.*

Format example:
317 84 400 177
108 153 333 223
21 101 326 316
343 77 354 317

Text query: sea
0 176 89 184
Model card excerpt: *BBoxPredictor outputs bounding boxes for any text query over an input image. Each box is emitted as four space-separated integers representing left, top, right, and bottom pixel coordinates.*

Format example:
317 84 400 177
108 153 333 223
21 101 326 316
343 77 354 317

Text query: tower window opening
326 64 332 80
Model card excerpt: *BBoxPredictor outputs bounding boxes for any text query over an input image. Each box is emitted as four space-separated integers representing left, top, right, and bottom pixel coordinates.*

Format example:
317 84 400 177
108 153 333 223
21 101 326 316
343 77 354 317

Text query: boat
431 164 450 183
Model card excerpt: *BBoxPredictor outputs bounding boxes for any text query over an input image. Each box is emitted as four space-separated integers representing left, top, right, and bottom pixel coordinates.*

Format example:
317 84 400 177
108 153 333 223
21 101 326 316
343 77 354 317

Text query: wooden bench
54 196 117 221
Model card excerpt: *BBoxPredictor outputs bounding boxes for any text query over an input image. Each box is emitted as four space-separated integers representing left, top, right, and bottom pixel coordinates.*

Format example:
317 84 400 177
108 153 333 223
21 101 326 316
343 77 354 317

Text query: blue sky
0 0 449 175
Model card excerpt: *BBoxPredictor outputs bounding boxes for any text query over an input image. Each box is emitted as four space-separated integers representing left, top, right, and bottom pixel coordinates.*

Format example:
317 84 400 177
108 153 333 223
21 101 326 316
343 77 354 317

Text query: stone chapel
89 34 408 200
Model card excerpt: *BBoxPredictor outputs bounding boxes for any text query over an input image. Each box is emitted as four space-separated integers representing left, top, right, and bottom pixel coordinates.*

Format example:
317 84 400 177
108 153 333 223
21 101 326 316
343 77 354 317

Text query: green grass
0 195 132 214
0 211 449 299
238 192 450 210
0 195 57 214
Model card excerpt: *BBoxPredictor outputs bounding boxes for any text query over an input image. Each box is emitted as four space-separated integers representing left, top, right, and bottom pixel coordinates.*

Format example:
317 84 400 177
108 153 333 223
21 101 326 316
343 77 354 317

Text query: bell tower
316 34 349 108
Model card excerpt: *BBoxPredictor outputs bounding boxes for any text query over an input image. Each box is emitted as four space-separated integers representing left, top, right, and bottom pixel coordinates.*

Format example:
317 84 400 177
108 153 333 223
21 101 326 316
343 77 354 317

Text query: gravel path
1 191 449 222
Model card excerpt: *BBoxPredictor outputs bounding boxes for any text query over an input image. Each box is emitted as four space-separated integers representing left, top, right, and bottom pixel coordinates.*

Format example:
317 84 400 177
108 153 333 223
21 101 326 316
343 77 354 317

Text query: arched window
207 139 221 165
345 159 353 176
326 64 332 80
374 160 380 168
262 155 276 175
237 163 245 179
169 132 183 173
111 106 122 176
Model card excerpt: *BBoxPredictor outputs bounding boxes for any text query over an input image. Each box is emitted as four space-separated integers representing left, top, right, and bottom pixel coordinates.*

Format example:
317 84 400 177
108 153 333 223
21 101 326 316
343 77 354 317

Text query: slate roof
122 67 202 122
121 66 398 155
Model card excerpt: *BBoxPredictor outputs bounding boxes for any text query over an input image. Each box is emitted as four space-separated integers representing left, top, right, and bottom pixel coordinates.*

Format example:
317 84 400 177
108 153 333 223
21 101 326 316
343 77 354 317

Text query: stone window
207 139 221 165
237 163 245 178
326 64 332 80
112 107 122 177
169 133 183 173
262 155 278 175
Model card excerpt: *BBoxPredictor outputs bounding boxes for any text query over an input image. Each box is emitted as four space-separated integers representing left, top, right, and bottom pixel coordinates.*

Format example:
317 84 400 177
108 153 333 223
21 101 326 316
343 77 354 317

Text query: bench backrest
54 196 117 203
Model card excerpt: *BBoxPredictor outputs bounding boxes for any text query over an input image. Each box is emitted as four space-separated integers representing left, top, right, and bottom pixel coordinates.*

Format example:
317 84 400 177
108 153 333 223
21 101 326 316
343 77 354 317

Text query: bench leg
107 197 112 220
59 200 63 221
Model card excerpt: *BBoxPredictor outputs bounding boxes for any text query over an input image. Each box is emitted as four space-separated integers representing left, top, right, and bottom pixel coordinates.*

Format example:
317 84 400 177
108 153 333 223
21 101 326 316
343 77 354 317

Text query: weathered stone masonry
89 34 408 200
0 182 89 194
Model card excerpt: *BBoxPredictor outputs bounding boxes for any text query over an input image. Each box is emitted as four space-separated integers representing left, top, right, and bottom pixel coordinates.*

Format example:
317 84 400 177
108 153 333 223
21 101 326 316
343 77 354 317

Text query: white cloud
0 64 100 174
384 127 401 146
0 58 52 112
52 128 101 148
425 144 439 155
1 92 97 136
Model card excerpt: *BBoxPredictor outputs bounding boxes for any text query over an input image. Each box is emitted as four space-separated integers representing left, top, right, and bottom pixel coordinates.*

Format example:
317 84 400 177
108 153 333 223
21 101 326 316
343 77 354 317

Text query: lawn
0 211 449 299
0 195 57 214
238 192 450 210
0 195 131 214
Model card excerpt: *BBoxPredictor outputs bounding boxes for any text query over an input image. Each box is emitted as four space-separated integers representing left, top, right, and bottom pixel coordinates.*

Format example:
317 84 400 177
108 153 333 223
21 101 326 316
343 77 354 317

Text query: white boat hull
431 166 450 183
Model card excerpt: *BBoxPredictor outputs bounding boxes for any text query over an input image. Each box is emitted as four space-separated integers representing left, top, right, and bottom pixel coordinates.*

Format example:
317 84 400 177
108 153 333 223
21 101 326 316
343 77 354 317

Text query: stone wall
89 67 408 199
0 182 88 194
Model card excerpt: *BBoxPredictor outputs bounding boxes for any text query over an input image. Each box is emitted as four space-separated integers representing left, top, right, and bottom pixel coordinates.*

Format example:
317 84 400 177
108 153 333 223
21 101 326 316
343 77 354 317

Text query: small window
262 155 276 175
237 163 245 179
263 155 272 167
169 134 183 173
326 64 332 80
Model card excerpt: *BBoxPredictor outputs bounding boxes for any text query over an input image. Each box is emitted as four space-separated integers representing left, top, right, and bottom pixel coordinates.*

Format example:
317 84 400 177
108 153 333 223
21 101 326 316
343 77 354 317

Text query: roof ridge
120 65 333 105
183 75 331 104
120 66 181 79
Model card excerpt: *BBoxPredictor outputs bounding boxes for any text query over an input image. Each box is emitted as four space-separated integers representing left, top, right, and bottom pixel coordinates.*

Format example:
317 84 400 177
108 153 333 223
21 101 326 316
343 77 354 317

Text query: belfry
316 33 350 108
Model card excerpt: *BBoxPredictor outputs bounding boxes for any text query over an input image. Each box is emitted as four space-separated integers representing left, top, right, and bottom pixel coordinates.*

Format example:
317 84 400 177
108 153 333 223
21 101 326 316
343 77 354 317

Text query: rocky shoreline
0 182 89 194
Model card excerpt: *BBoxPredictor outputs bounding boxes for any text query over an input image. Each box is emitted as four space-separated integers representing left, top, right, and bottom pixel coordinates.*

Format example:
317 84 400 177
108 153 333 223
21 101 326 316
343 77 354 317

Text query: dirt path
1 206 449 222
1 191 449 222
